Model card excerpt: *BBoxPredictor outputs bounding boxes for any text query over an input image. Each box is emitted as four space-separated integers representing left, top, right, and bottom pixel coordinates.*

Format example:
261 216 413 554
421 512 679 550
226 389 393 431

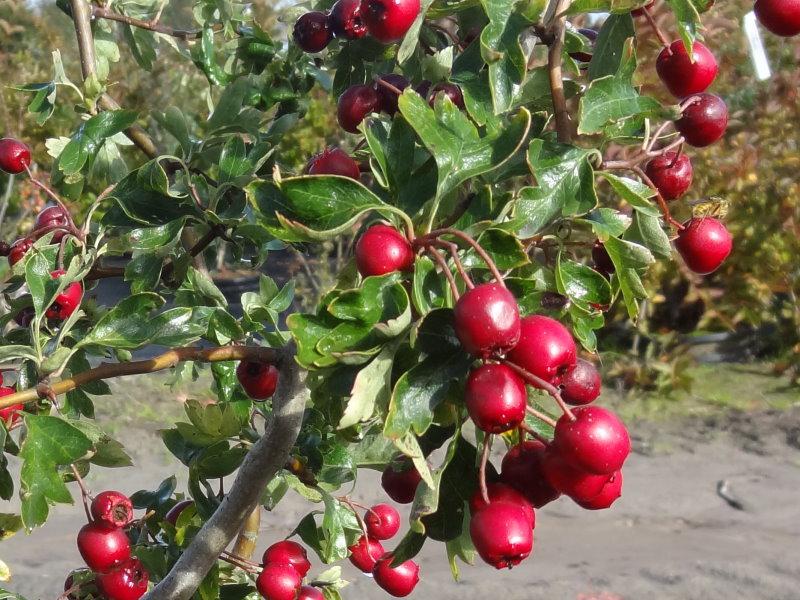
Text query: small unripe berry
348 535 385 572
256 562 302 600
656 41 718 98
675 216 732 275
560 359 601 406
355 224 414 277
91 491 134 528
644 152 693 201
364 503 401 540
0 138 31 174
330 0 367 39
306 147 361 179
381 458 421 504
470 501 533 569
464 363 527 433
505 315 577 387
77 522 131 572
293 11 333 53
453 283 521 359
554 406 630 475
675 93 728 147
372 554 420 597
262 540 311 577
236 361 279 400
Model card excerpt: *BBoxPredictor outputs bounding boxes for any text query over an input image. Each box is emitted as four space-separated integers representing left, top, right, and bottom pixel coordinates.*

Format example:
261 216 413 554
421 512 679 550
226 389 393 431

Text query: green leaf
218 136 253 184
320 493 362 563
556 254 612 312
579 208 632 238
478 0 528 114
604 236 655 319
58 110 137 176
461 228 529 270
599 172 660 216
568 0 647 13
128 219 186 250
19 415 93 529
588 14 635 80
338 341 400 430
107 167 198 225
625 211 672 259
0 346 39 363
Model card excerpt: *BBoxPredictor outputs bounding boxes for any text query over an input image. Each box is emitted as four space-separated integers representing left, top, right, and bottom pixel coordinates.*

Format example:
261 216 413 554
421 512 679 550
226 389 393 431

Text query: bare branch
547 0 573 143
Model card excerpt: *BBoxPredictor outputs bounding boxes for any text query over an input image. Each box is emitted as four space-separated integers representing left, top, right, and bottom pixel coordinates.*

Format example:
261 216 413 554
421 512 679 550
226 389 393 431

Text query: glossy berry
381 459 421 504
46 270 83 320
464 363 527 433
77 522 131 572
372 555 420 597
374 73 410 115
427 83 464 109
165 499 194 525
644 152 693 201
675 216 732 274
656 41 718 98
569 28 598 63
364 503 401 540
453 283 520 358
348 535 385 572
554 406 630 475
91 491 134 528
0 138 31 174
500 440 560 508
96 558 149 600
297 586 325 600
293 11 332 53
591 241 614 276
754 0 800 36
256 562 302 600
560 359 601 406
355 224 414 277
34 205 72 243
469 501 533 569
337 84 380 133
0 387 23 426
361 0 421 43
675 93 728 147
541 449 611 501
576 470 623 510
506 315 577 387
262 540 311 577
469 483 535 528
236 361 279 400
8 237 33 267
330 0 367 39
306 147 360 179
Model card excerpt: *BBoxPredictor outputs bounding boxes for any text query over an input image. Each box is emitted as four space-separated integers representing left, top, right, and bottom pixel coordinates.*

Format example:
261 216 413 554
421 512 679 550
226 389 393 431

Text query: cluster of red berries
256 540 325 600
0 371 24 428
71 491 149 600
293 0 421 53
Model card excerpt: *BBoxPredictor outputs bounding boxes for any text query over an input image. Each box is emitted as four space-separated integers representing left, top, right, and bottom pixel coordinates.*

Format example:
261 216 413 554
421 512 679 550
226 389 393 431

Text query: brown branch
547 0 573 143
90 5 209 40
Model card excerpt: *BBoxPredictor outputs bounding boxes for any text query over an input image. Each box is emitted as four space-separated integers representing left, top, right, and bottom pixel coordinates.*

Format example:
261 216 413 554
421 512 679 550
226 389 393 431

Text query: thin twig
502 359 575 421
642 7 671 49
70 464 93 522
423 228 505 286
547 0 573 143
427 245 460 300
431 239 473 289
91 5 212 40
633 165 685 230
478 435 493 504
525 405 558 428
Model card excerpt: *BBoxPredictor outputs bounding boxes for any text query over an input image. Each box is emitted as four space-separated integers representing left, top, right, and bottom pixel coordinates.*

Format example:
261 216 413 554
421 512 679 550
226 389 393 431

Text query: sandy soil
2 409 800 600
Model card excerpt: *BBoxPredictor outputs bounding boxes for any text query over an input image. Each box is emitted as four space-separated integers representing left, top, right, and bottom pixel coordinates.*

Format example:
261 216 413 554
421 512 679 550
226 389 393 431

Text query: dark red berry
374 73 410 115
675 93 728 147
506 315 577 387
165 499 194 525
372 554 420 597
754 0 800 36
569 28 598 63
306 147 361 179
560 359 601 406
413 80 432 98
675 216 732 274
337 84 380 133
256 562 302 600
95 558 149 600
77 522 131 572
46 270 83 320
348 535 385 572
427 82 464 109
236 361 279 400
293 11 333 53
298 585 325 600
656 41 718 98
262 540 311 577
469 501 533 569
644 151 693 201
575 470 623 510
91 491 134 528
541 449 611 501
469 483 535 528
361 0 421 43
381 458 421 504
592 241 614 276
554 406 630 475
355 224 414 277
453 283 521 358
540 291 570 310
0 241 9 257
33 205 72 243
8 237 33 267
0 387 23 426
364 503 401 540
330 0 368 39
464 363 527 433
0 138 31 174
500 440 560 508
14 307 35 327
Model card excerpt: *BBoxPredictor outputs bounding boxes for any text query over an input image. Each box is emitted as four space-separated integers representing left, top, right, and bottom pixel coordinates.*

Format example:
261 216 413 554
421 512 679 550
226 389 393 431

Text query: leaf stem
478 434 493 504
502 359 575 421
426 245 461 300
642 7 672 49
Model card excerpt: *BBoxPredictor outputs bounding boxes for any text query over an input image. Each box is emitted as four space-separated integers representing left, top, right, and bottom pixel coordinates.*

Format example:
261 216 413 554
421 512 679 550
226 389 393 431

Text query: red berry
306 147 360 180
464 363 527 433
541 449 610 501
554 406 630 475
675 93 728 147
293 11 332 53
34 205 71 243
297 585 324 600
675 216 732 275
631 0 655 16
0 138 31 174
96 558 149 600
8 237 33 267
381 458 421 504
46 270 83 320
236 361 279 400
165 499 194 525
77 522 131 572
569 28 598 63
355 224 414 277
560 359 601 406
754 0 800 36
14 307 35 327
575 470 623 510
374 73 410 115
453 283 521 358
372 555 420 597
500 440 560 508
427 82 464 109
337 84 380 133
364 503 401 540
469 483 535 528
413 80 432 98
644 151 693 201
91 491 134 528
262 540 311 577
348 535 385 572
591 240 614 276
506 315 577 387
0 387 23 426
656 41 718 98
361 0 421 43
256 563 302 600
469 501 533 569
330 0 368 39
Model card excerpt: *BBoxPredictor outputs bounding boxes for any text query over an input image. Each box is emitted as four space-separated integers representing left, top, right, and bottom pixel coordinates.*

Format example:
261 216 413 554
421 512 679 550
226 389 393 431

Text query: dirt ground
2 387 799 599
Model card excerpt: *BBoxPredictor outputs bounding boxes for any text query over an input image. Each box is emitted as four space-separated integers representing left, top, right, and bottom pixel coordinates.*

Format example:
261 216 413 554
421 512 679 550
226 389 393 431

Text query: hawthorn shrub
0 0 793 598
